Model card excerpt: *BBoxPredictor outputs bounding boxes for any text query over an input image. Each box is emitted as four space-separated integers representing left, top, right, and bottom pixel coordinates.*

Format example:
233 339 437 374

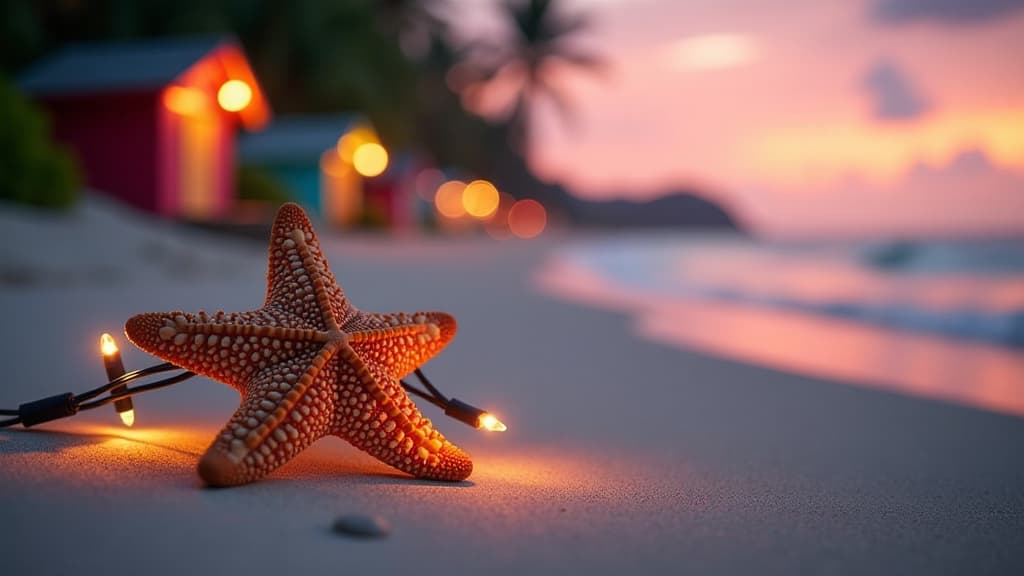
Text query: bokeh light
163 86 206 115
352 142 389 177
216 79 252 112
435 180 467 218
336 126 378 163
462 180 500 219
320 149 348 178
508 199 547 239
415 168 445 200
484 192 516 239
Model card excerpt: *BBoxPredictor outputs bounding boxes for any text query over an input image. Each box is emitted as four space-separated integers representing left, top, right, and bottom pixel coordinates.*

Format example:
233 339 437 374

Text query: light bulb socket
444 398 485 429
113 397 134 414
19 393 78 428
102 346 134 415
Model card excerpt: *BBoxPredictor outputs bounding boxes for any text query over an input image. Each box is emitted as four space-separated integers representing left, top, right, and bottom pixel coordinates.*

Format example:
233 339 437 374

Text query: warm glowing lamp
336 126 378 163
352 142 389 177
508 199 547 239
100 333 134 427
443 398 508 432
163 86 206 116
434 180 467 218
217 79 253 112
100 333 118 357
462 180 500 219
478 412 507 432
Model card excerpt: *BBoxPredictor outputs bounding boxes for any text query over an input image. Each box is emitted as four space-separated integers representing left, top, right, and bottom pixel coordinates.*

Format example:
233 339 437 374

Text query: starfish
124 203 472 486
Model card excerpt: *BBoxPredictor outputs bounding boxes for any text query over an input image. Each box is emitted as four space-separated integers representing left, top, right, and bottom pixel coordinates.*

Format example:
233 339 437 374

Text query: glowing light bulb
119 409 135 427
352 142 389 177
478 413 507 432
434 180 467 218
508 199 547 239
100 333 119 357
336 126 376 162
163 86 206 115
99 333 134 427
217 79 252 112
462 180 500 219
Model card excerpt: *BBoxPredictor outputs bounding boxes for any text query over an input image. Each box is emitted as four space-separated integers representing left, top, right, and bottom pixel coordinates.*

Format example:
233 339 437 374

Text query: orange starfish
125 203 472 486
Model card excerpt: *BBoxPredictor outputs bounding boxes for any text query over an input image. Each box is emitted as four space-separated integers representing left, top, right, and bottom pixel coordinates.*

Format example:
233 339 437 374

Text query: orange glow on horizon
217 79 253 112
508 199 547 239
435 180 467 218
744 107 1024 187
352 143 389 177
462 180 501 219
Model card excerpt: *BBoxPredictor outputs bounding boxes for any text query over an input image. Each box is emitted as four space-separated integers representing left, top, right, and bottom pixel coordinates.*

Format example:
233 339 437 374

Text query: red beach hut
19 36 270 220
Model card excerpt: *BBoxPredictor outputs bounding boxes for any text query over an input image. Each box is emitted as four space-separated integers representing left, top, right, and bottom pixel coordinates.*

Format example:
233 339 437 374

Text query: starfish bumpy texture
125 203 472 486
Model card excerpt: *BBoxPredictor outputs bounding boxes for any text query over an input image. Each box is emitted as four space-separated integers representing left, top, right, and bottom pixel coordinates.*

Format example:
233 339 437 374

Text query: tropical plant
468 0 602 152
0 76 80 210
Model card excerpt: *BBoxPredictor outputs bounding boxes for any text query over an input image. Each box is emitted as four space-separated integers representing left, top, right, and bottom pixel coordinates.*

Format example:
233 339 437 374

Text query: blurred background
1 0 1022 418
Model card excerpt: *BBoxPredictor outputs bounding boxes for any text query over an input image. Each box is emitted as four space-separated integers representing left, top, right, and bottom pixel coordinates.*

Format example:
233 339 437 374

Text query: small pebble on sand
331 514 391 539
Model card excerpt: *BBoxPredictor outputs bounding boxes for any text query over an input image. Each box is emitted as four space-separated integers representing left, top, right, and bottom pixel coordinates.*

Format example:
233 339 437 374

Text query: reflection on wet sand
538 257 1024 418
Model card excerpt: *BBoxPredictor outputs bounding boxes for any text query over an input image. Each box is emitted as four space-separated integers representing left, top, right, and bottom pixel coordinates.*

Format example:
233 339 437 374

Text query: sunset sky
452 0 1024 236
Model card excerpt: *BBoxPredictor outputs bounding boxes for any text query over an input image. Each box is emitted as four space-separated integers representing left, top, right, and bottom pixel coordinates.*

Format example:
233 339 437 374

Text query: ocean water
537 235 1024 417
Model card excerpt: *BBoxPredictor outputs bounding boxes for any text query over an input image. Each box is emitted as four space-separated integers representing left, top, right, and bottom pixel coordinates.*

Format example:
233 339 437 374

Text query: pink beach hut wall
18 36 270 220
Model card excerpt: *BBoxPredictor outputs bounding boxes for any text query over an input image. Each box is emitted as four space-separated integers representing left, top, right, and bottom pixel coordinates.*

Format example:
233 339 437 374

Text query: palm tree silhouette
470 0 602 153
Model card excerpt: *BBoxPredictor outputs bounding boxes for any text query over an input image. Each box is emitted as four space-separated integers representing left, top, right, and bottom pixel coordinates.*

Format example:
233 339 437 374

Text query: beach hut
240 115 413 229
239 115 363 225
19 36 270 220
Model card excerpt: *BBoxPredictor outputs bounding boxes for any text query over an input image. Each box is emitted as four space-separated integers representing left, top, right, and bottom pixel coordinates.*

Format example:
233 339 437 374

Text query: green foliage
236 165 292 204
0 76 80 210
359 203 388 229
478 0 603 151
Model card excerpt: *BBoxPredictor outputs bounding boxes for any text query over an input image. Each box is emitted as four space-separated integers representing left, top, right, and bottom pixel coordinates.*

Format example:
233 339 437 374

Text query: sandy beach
1 202 1023 575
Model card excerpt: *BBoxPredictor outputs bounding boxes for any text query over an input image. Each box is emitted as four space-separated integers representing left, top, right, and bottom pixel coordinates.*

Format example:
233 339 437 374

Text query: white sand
1 200 1022 575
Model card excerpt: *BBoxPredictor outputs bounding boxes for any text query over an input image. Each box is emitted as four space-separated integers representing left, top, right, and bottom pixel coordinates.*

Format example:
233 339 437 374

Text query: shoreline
536 242 1024 419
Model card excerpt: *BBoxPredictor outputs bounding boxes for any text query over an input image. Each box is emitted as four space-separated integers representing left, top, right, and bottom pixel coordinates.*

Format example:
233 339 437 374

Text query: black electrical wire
76 371 196 411
413 368 448 403
73 362 180 403
1 360 486 430
0 364 195 429
401 379 448 410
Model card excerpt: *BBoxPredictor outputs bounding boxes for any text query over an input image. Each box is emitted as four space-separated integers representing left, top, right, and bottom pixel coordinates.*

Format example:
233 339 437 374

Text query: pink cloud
737 149 1024 236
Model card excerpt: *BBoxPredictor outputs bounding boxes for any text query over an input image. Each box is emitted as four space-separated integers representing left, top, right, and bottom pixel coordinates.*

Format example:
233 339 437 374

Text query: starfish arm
124 310 325 389
266 203 353 329
346 311 457 379
198 344 340 486
331 344 472 481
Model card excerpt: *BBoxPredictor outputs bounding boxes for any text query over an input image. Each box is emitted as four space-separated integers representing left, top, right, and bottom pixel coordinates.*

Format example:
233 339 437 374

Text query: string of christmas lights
0 334 505 433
